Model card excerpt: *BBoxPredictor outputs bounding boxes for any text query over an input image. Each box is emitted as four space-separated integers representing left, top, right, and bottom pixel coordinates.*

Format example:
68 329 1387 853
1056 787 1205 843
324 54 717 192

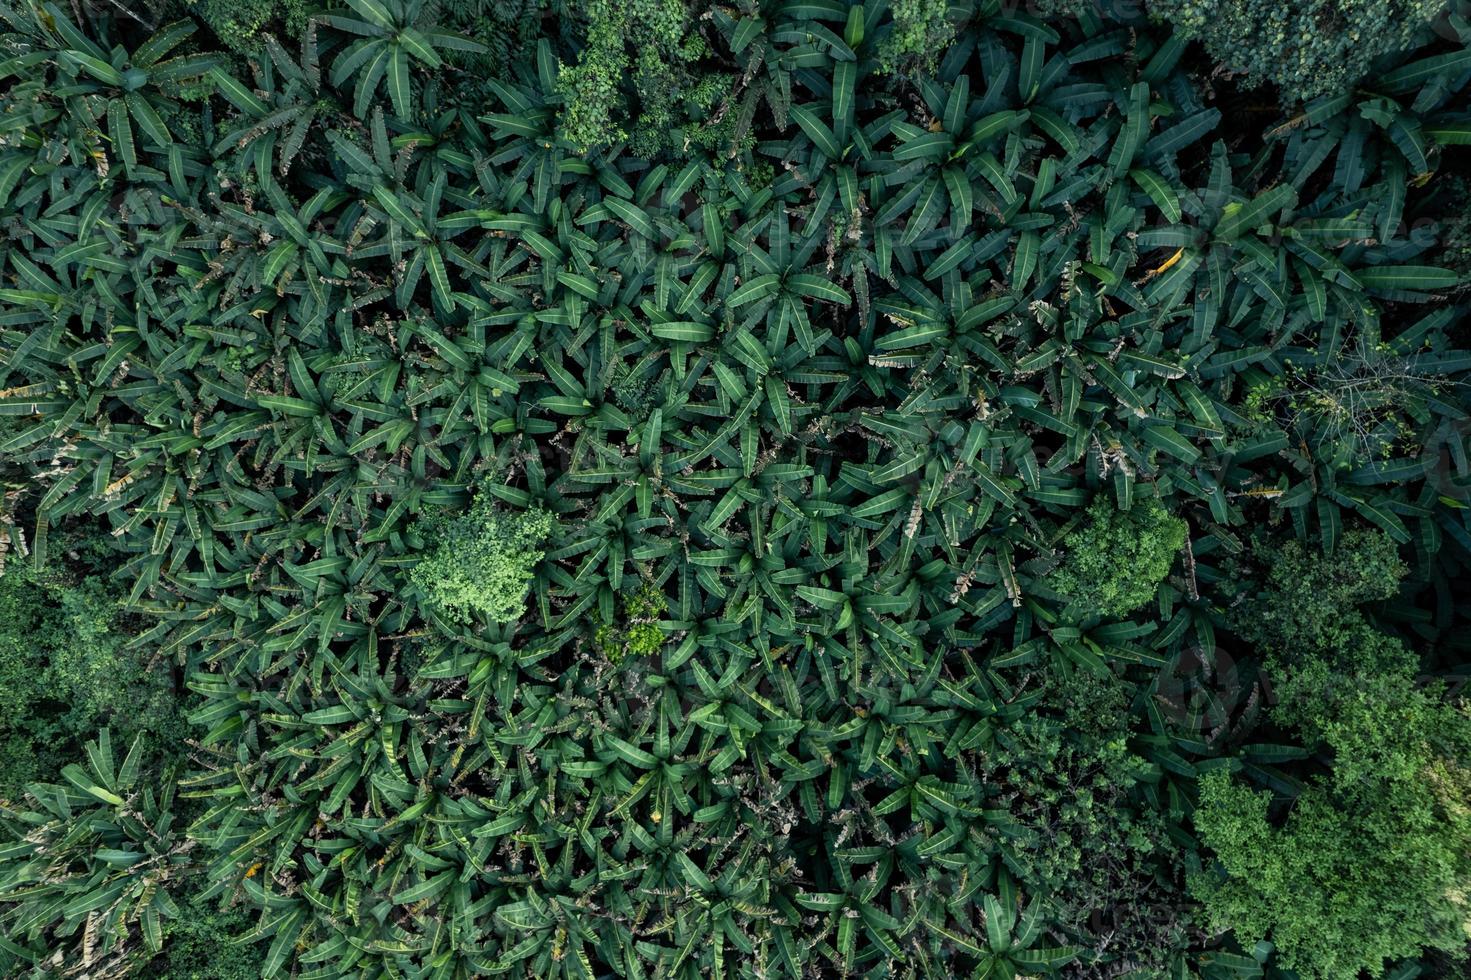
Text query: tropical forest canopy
1 0 1470 977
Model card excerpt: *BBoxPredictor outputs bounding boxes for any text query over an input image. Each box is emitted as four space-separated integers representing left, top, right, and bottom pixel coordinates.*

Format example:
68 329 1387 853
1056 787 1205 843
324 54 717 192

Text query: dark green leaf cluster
1149 0 1449 104
981 670 1193 974
1433 173 1471 278
1235 528 1408 654
0 731 192 976
150 894 269 980
185 0 313 53
0 535 183 801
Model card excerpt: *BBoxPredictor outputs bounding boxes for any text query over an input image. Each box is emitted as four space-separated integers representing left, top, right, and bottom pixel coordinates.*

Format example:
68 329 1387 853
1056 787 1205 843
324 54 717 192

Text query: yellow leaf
1151 247 1185 276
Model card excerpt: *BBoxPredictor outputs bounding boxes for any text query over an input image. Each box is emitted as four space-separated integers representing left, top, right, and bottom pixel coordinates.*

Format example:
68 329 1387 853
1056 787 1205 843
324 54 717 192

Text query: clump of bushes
1193 737 1471 979
0 537 181 802
555 0 727 153
1047 496 1187 618
181 0 312 51
1235 528 1407 654
877 0 959 74
1195 528 1471 978
986 670 1192 973
1148 0 1445 103
409 491 552 625
148 888 266 980
594 584 668 662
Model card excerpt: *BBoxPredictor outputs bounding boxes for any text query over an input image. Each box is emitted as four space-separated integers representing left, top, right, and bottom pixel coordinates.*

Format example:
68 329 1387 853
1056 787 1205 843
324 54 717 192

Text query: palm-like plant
0 733 191 975
322 0 485 119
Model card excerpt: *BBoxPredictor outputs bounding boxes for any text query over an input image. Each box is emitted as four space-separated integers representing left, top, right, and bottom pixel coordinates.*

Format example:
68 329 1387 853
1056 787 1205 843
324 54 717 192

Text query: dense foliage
1 0 1470 977
1047 496 1188 619
0 533 183 800
1148 0 1450 104
1198 530 1471 978
409 488 553 624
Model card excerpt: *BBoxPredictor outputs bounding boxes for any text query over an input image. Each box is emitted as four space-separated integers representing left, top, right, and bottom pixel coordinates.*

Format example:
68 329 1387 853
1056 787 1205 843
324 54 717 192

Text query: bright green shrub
0 574 48 726
1263 596 1464 802
877 0 958 74
1147 0 1445 103
1246 531 1463 813
0 574 63 800
594 585 668 663
1198 527 1471 977
555 0 726 153
409 494 552 625
1048 497 1187 618
553 0 965 150
1295 667 1468 788
1193 756 1471 979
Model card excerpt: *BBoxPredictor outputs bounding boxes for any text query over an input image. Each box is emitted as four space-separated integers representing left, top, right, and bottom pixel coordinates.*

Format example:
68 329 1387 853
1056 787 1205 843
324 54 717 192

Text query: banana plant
795 847 905 973
212 26 339 179
21 6 215 179
0 732 189 974
328 109 491 313
724 205 853 356
321 0 486 119
973 893 1082 979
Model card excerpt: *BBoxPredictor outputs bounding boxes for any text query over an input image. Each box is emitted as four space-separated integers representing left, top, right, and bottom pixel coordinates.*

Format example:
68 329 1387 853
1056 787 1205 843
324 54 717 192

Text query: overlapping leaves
1 0 1469 977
